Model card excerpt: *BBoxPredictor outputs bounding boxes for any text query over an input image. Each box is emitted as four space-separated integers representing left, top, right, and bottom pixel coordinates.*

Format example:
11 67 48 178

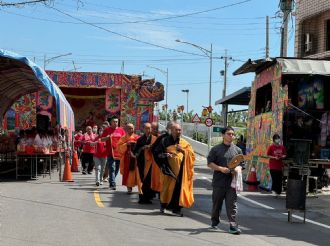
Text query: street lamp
181 89 189 117
44 52 72 70
176 39 213 153
147 65 169 126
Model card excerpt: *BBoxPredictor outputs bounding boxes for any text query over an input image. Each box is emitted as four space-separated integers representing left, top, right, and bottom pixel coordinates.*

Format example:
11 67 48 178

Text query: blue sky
0 0 295 114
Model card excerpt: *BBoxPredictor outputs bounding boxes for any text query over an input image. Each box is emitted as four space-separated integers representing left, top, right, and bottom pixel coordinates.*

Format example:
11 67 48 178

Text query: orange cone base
71 152 79 172
63 160 74 182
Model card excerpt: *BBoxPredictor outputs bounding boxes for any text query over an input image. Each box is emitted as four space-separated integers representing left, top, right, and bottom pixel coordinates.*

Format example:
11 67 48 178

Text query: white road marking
196 174 330 230
281 213 330 229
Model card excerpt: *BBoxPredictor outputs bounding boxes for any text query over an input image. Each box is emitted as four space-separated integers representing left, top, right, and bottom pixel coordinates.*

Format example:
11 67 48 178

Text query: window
255 83 272 115
327 20 330 51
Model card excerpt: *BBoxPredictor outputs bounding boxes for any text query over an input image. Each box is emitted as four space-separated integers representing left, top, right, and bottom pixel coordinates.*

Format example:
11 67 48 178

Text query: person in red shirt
74 130 83 159
81 126 97 175
94 127 107 186
267 134 287 196
101 118 126 190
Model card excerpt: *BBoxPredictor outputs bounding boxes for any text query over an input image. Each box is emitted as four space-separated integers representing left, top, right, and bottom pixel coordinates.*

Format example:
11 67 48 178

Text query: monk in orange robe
152 123 195 216
117 123 140 193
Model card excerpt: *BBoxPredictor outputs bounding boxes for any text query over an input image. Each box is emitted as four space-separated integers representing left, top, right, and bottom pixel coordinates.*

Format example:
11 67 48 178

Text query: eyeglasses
226 132 235 136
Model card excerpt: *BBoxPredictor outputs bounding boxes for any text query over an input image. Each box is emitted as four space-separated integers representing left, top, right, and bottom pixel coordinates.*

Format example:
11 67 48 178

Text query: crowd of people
73 121 248 235
73 119 196 217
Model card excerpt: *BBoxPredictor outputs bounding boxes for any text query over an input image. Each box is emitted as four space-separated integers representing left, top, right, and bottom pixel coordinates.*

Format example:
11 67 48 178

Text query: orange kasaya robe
143 135 162 193
117 134 142 192
160 138 195 208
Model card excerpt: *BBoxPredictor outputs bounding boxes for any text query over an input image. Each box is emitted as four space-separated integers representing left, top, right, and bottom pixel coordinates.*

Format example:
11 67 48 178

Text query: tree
227 110 247 127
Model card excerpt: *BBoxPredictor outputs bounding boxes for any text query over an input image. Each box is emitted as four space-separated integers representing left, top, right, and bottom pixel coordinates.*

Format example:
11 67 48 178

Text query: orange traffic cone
62 154 74 182
71 151 79 172
245 166 259 191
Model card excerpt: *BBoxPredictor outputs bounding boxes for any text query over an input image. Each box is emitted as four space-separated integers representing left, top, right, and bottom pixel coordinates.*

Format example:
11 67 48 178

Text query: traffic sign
191 113 201 123
205 117 213 127
213 126 223 133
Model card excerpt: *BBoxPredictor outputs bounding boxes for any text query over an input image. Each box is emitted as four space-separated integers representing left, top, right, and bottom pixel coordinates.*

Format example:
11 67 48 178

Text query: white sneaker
103 177 108 182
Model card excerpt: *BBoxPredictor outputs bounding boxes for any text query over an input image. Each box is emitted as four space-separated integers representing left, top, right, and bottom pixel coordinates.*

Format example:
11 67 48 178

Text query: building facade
295 0 330 59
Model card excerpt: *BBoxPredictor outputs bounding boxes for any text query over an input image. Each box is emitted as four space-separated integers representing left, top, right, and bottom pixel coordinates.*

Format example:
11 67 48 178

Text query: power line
58 0 253 25
81 0 262 21
46 3 263 57
0 0 47 6
0 9 281 32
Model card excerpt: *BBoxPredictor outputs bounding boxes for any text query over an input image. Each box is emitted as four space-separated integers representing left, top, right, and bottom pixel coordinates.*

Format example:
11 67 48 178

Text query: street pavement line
281 213 330 229
199 175 330 229
238 194 275 210
94 191 104 208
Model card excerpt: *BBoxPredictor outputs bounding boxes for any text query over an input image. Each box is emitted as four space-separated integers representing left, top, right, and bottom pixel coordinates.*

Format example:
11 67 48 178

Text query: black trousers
139 168 154 202
211 186 238 227
81 153 94 172
270 169 283 194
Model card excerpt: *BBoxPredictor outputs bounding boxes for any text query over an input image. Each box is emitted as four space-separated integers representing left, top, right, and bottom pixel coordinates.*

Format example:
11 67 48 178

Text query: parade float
0 50 75 179
234 58 330 190
46 71 164 132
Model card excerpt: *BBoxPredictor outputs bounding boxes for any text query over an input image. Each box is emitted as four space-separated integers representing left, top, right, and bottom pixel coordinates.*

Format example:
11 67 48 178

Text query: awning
278 58 330 75
215 87 251 106
0 49 74 131
233 57 330 76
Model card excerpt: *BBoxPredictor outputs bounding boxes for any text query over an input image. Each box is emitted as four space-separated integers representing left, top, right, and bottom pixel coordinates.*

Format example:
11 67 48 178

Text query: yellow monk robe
117 134 141 192
143 135 162 192
160 138 195 208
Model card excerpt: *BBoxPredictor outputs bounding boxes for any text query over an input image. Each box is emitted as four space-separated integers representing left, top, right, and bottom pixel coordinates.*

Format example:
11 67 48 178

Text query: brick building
295 0 330 59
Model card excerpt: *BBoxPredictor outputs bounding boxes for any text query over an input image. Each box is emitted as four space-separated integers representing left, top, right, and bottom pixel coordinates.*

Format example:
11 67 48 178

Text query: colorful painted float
234 58 330 190
45 71 164 132
0 50 75 179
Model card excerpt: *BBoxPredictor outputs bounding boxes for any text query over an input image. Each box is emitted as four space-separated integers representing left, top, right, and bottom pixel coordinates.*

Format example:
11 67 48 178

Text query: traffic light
177 105 184 113
202 108 208 117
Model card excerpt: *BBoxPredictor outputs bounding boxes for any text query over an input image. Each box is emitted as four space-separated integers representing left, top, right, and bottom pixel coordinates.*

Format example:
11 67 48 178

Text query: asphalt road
1 155 329 246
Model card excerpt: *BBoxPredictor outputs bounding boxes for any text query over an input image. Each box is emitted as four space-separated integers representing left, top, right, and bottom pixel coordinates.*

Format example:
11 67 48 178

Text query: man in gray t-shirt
207 126 243 235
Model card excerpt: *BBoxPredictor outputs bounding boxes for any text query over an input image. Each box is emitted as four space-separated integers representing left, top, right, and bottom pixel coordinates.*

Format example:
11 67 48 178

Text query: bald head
171 123 182 139
151 122 159 136
126 123 135 135
143 123 152 136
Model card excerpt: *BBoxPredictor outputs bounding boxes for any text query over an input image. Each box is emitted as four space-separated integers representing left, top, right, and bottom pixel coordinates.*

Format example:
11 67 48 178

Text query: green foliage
192 132 207 143
227 110 248 127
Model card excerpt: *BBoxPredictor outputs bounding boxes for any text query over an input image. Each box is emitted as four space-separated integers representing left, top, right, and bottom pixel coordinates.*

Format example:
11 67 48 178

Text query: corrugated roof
0 49 74 130
215 87 251 106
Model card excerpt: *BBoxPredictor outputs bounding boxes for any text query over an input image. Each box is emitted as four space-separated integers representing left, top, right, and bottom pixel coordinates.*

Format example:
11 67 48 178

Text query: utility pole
266 16 270 59
221 49 231 128
280 0 293 57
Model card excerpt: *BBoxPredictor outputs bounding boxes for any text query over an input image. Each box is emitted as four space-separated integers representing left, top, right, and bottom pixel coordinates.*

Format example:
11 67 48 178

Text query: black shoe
88 171 92 174
229 226 241 235
160 207 165 213
82 170 87 175
172 210 183 217
109 186 116 190
96 182 100 186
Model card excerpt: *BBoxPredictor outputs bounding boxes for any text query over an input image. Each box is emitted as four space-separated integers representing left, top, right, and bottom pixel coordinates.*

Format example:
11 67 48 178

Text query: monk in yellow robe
152 123 195 216
117 123 140 193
